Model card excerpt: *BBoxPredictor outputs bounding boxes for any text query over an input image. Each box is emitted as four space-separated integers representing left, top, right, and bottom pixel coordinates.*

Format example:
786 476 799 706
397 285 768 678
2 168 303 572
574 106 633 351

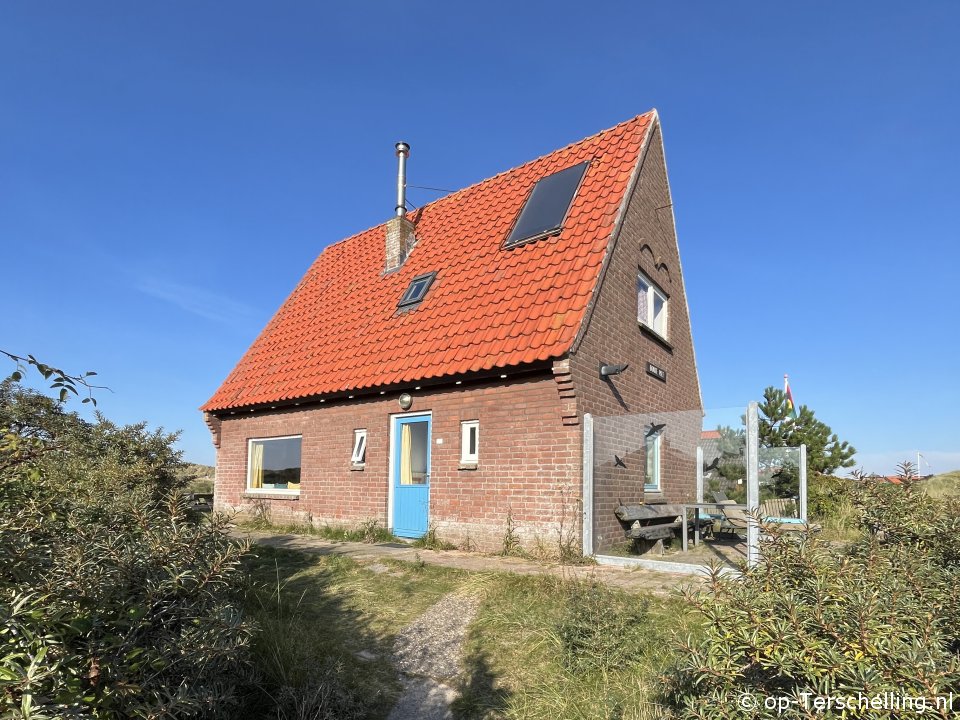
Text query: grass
817 498 860 543
241 545 690 719
922 470 960 499
243 545 463 719
411 524 457 550
454 572 691 719
244 513 401 544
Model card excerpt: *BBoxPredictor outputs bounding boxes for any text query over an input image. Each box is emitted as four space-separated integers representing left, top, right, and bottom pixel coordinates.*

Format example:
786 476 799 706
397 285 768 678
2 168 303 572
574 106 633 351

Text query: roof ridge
317 110 656 255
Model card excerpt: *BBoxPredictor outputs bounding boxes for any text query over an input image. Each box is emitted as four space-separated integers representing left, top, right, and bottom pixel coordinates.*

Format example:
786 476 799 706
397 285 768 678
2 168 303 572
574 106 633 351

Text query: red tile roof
203 112 656 412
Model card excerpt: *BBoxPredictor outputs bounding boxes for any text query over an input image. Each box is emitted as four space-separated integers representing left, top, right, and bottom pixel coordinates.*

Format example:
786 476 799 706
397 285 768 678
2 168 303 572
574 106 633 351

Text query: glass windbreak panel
249 436 301 490
759 446 802 520
507 161 589 245
590 409 703 555
700 407 748 505
399 421 429 485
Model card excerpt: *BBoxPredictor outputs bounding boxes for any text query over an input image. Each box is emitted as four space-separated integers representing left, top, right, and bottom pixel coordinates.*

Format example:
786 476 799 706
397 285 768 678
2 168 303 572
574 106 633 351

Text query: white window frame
246 434 302 494
460 420 479 465
644 430 662 492
637 271 668 339
351 429 367 465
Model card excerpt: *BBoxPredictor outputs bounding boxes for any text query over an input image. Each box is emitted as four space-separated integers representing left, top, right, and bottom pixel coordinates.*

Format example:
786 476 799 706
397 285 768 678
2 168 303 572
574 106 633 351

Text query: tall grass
454 572 689 719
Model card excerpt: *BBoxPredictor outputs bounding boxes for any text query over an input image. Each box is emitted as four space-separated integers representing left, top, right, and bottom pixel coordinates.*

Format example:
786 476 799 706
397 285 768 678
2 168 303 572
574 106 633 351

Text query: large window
644 430 661 492
637 272 668 338
248 436 302 491
460 420 479 465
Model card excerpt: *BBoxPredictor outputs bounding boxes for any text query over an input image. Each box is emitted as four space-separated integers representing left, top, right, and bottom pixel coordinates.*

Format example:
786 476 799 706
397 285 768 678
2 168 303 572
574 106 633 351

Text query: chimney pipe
395 141 410 218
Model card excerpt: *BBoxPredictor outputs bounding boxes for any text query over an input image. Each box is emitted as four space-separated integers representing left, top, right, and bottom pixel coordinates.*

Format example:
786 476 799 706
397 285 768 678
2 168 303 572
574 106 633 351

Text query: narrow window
637 271 668 339
398 271 437 308
248 436 302 491
644 430 661 492
351 429 367 465
506 161 589 246
460 420 479 465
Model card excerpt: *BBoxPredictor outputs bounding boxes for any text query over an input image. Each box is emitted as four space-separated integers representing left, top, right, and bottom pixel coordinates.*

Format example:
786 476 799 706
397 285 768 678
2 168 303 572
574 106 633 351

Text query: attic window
506 161 589 246
398 272 436 308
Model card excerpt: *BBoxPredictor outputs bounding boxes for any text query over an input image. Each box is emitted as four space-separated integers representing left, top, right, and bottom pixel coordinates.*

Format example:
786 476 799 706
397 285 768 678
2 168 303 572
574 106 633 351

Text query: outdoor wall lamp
599 362 629 380
398 393 413 410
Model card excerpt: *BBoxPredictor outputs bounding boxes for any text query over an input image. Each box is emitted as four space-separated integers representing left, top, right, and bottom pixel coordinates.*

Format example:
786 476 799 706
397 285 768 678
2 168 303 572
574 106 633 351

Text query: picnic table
680 502 748 552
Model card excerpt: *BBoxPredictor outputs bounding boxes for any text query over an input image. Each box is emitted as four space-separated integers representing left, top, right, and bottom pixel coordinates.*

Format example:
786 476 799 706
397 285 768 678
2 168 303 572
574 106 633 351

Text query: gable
203 113 656 412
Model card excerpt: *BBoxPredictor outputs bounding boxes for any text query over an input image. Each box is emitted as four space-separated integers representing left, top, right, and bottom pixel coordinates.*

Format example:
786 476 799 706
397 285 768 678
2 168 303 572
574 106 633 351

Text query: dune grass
922 470 960 499
242 546 688 719
453 572 691 720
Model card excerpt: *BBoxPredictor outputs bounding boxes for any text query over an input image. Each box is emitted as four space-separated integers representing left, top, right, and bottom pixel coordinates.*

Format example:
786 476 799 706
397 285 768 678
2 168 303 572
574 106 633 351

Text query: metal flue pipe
395 141 410 217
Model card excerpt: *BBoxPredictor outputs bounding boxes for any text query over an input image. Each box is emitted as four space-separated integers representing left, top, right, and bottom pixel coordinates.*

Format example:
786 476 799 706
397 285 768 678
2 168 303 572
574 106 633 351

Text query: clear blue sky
3 2 958 475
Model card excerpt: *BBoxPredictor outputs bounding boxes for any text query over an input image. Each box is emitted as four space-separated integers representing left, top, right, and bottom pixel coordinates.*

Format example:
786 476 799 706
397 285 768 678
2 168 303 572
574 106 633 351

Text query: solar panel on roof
506 161 589 246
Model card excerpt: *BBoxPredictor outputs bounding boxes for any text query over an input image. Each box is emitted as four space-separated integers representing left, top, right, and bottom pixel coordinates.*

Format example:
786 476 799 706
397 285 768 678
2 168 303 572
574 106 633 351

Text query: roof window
398 271 436 308
506 161 589 246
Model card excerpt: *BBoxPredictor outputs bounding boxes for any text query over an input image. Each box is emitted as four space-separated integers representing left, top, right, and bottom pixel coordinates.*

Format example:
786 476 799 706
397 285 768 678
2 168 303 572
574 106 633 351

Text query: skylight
506 161 589 246
398 271 436 308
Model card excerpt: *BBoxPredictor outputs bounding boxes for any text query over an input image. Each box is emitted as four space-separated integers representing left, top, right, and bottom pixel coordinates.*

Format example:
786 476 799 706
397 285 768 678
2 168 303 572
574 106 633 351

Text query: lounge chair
717 500 748 535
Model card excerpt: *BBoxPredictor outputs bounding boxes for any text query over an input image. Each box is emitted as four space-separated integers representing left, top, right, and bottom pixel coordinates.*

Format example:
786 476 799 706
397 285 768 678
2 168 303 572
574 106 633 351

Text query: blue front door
392 414 431 538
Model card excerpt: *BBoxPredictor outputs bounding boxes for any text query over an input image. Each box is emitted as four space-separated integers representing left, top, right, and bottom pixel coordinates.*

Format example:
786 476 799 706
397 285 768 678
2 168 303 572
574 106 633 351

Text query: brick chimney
385 141 416 273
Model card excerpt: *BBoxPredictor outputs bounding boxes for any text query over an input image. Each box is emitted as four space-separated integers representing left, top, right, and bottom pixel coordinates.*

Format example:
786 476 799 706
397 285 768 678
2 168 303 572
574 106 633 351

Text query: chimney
385 141 416 273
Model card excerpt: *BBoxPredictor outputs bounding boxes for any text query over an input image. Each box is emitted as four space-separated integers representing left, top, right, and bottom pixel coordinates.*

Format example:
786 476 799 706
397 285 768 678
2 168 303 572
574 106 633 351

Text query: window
637 272 668 338
644 430 661 492
248 436 301 491
460 420 479 465
506 161 589 246
351 429 367 465
398 271 437 308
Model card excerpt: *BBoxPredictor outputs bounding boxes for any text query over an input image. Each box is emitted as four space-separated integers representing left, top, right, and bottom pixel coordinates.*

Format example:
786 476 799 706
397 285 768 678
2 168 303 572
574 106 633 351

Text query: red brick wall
569 121 703 551
211 373 581 553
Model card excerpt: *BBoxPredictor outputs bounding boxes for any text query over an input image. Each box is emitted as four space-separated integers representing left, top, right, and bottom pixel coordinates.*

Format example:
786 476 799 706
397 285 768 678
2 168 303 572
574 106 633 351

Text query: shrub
0 383 253 719
663 467 960 718
807 473 853 521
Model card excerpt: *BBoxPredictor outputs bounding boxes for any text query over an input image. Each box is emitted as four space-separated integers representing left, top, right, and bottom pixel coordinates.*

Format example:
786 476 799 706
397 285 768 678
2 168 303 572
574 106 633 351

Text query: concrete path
236 528 701 595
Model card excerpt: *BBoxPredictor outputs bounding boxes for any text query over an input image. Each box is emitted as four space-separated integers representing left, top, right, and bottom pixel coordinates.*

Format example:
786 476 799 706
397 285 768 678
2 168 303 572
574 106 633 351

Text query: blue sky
2 2 958 475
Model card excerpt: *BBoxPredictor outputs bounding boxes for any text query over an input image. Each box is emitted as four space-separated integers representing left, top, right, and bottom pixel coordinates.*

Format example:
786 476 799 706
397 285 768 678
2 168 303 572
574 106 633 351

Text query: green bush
807 473 853 521
0 383 253 719
663 471 960 718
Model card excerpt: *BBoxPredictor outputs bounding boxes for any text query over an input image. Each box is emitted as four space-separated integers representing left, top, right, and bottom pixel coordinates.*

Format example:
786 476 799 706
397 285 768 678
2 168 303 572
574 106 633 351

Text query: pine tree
758 386 856 475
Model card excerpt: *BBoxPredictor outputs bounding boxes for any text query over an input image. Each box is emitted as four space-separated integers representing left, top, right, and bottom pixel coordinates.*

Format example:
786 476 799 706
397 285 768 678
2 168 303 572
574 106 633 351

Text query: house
202 111 702 553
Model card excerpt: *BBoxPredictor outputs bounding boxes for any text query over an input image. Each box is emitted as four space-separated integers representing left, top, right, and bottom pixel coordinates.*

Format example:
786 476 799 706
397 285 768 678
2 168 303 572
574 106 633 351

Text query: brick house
202 110 701 553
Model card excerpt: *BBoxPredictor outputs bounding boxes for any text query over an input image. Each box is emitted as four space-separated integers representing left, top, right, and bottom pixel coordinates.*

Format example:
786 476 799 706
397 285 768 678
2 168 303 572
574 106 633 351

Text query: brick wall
211 372 581 553
569 120 703 551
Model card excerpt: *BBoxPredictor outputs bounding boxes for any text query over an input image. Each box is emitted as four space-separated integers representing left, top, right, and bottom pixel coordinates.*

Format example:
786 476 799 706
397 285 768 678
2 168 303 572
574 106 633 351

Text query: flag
784 375 799 419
